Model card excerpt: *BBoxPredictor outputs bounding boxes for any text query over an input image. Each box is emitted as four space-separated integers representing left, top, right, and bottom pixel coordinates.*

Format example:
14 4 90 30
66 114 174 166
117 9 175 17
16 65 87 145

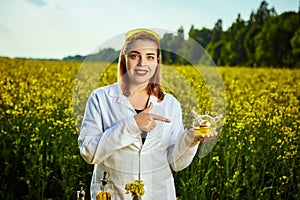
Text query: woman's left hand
187 128 218 143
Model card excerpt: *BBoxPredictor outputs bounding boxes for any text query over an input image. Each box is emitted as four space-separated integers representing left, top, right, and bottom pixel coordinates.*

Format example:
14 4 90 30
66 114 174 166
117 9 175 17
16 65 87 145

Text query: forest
64 1 300 68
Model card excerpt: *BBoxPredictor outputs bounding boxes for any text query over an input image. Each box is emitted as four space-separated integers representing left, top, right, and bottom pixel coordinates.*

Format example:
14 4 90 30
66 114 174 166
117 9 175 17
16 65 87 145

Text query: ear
121 54 128 67
121 54 126 62
157 55 161 65
118 54 128 76
157 49 161 64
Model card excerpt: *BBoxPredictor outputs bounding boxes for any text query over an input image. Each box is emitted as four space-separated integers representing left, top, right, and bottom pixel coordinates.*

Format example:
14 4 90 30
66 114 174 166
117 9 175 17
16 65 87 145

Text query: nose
138 55 147 66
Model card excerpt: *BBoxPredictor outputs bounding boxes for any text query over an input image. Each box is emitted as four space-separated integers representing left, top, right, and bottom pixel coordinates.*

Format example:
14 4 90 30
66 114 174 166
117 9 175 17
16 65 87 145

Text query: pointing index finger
150 114 171 123
144 102 153 113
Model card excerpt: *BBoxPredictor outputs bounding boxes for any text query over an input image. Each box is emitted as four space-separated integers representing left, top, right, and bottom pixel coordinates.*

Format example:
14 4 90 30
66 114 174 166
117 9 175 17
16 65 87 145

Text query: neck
128 83 148 96
126 83 150 110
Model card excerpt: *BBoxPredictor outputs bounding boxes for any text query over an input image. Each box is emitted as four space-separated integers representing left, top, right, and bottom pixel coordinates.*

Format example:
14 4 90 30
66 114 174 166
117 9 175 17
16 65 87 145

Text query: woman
78 28 217 199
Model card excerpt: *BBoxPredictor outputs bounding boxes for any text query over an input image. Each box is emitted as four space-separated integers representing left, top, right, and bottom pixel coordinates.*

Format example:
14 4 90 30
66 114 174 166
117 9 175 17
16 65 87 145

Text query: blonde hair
118 28 165 102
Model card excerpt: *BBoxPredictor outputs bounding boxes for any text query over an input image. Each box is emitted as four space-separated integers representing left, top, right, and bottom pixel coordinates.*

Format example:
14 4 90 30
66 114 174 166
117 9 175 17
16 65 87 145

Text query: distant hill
63 47 120 63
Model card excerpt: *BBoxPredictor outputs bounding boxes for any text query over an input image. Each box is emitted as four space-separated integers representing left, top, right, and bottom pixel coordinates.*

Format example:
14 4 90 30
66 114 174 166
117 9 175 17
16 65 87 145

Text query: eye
147 55 155 61
129 54 139 60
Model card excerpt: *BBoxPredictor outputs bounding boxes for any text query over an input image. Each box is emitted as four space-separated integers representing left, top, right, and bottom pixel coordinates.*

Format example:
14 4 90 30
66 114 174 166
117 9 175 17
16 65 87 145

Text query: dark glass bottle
77 181 85 200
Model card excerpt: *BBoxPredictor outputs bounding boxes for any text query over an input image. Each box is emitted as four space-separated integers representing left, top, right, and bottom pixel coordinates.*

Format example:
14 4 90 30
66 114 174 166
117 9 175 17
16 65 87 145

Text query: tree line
64 1 300 68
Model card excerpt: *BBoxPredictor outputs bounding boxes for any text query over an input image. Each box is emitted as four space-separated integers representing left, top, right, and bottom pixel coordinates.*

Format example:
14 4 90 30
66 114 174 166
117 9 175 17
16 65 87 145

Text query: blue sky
0 0 298 59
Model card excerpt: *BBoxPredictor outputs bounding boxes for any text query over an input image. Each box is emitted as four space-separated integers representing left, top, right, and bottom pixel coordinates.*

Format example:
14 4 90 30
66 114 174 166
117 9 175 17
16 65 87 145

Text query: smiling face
118 29 164 100
125 39 159 87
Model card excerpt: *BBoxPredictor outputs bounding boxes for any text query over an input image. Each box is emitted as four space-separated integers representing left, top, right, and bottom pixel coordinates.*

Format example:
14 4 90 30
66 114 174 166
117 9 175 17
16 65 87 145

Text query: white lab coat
78 83 199 200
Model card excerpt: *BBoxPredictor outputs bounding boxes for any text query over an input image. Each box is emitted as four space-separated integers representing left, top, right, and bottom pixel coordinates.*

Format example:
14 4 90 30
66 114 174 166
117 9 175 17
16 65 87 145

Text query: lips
134 69 148 76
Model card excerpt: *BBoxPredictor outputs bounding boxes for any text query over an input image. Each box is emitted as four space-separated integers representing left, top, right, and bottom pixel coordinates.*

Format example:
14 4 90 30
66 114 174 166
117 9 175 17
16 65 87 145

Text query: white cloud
0 24 10 33
24 0 61 9
44 0 61 9
25 0 46 6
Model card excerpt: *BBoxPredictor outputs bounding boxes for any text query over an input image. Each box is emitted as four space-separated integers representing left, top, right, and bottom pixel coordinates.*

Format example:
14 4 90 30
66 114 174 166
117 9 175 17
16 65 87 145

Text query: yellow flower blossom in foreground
125 180 145 198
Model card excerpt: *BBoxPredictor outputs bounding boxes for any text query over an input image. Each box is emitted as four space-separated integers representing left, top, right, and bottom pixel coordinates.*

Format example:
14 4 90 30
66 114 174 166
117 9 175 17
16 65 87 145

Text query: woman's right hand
134 102 171 132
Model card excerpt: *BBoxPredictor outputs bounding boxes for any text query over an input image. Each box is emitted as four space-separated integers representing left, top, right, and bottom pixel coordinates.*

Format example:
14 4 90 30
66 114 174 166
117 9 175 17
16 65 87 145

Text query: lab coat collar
148 95 159 106
108 82 159 108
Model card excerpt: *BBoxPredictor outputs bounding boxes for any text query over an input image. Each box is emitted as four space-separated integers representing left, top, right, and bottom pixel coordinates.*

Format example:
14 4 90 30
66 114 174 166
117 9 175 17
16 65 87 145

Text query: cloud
25 0 46 6
45 0 62 9
25 0 62 9
0 24 10 33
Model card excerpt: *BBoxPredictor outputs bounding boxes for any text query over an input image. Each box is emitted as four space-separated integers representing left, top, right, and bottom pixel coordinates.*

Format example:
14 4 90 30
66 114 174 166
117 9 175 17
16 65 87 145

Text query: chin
135 80 149 86
133 77 151 84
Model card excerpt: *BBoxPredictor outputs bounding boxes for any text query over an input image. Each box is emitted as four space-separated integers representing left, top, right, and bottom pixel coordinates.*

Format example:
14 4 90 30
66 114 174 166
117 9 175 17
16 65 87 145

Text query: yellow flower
125 180 145 197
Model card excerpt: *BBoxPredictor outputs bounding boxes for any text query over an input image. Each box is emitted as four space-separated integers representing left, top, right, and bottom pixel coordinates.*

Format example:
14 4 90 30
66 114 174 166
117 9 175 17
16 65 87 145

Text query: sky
0 0 298 59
